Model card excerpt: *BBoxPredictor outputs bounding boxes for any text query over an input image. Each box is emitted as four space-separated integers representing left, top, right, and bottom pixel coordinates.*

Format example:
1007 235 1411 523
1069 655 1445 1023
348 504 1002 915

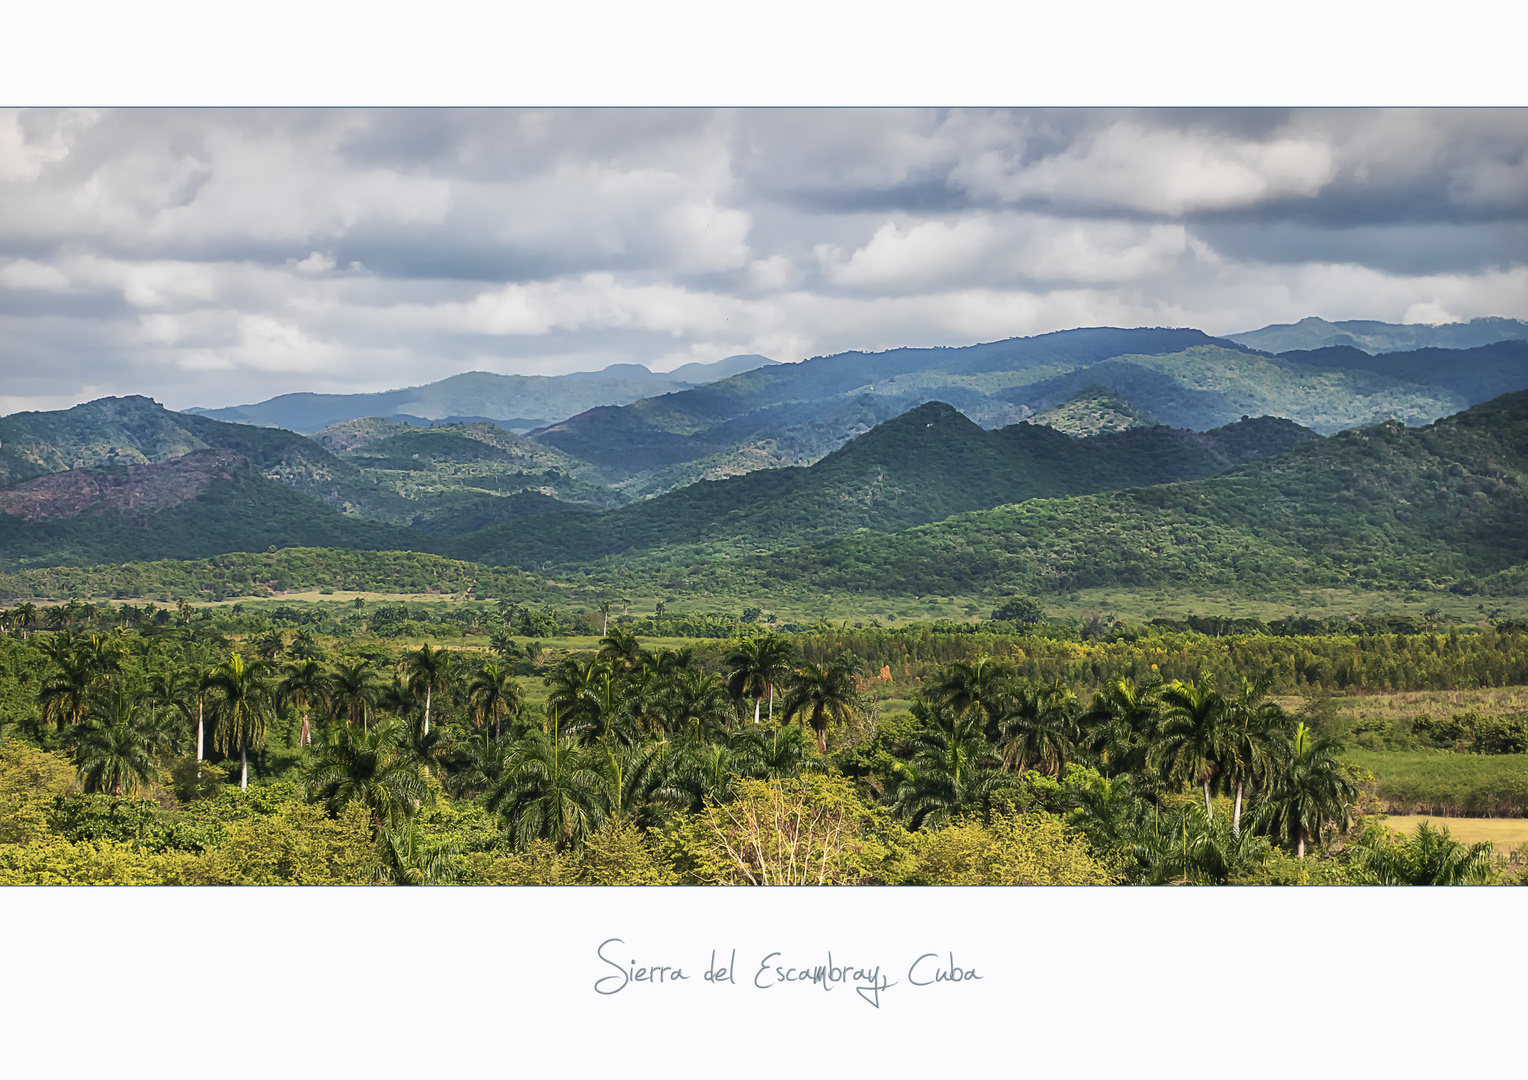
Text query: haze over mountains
185 354 781 433
1 318 1525 606
1226 316 1528 355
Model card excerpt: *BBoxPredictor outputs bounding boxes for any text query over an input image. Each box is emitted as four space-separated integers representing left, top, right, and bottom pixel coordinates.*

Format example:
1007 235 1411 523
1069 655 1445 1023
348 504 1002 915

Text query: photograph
1 24 1524 1067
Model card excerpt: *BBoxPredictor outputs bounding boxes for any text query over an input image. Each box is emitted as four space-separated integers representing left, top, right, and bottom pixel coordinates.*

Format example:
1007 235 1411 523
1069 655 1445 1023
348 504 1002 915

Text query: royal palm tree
598 629 648 674
488 630 520 661
598 739 673 829
448 728 516 799
372 818 461 885
995 681 1079 777
404 642 450 735
888 700 1015 829
1065 772 1156 858
278 659 328 749
780 659 863 754
75 684 161 796
488 728 610 853
206 653 275 791
1080 676 1162 779
378 673 419 721
726 634 796 724
543 656 633 745
306 717 432 838
1220 675 1291 835
1256 722 1357 858
14 601 38 638
37 644 97 733
1154 671 1232 818
396 710 450 778
1130 802 1271 885
933 657 1015 742
253 630 286 660
727 724 824 781
655 670 734 738
149 649 216 766
469 661 525 740
656 742 748 813
328 660 379 729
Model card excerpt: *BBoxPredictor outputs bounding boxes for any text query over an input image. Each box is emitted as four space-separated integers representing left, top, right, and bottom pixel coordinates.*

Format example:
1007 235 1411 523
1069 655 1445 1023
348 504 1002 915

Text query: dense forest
3 606 1523 885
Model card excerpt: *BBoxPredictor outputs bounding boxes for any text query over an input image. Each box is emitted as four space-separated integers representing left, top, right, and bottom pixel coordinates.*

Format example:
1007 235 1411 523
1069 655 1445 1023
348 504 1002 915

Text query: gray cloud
1 107 1524 414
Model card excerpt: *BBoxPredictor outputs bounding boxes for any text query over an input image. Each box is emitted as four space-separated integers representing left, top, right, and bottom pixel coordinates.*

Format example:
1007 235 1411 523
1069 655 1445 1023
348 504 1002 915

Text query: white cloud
956 121 1338 216
828 217 996 288
0 259 70 289
295 251 336 273
0 108 83 182
819 214 1198 292
747 255 791 290
0 109 1522 414
178 315 340 374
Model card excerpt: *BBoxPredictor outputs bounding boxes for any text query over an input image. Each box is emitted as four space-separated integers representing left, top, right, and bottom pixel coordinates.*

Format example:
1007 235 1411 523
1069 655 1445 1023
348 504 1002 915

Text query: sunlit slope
731 391 1528 598
448 402 1318 568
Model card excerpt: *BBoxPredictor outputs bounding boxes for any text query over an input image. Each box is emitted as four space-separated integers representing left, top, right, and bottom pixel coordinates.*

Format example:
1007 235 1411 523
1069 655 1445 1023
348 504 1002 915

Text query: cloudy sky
1 107 1525 415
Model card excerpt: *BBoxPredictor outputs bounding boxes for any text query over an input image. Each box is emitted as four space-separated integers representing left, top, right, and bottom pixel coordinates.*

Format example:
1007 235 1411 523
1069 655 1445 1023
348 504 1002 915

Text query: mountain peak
1024 385 1162 436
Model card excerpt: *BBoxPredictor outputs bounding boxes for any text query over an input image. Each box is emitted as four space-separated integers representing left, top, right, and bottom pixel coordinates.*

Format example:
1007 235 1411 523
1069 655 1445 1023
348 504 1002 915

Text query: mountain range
184 354 780 433
1 318 1525 606
1226 316 1528 355
722 389 1528 602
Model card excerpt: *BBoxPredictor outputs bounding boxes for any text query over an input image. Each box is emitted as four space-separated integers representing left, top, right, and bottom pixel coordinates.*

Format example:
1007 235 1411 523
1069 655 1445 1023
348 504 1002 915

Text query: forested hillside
0 455 417 570
446 403 1320 567
720 391 1528 600
1273 340 1528 407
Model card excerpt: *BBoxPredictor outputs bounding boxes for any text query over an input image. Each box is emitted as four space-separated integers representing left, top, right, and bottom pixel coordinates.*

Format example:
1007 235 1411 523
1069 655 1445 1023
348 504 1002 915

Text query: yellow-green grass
1378 815 1528 848
1275 687 1528 724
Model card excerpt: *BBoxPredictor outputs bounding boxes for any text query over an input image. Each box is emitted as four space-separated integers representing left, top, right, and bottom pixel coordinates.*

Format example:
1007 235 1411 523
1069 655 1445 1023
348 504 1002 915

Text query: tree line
0 625 1515 886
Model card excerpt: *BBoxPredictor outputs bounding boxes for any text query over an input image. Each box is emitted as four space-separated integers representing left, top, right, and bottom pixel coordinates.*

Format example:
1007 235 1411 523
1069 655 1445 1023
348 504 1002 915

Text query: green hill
446 402 1319 569
1026 386 1161 435
996 346 1465 433
1274 340 1528 407
318 419 622 533
0 396 413 521
0 397 621 548
0 452 416 570
716 390 1528 601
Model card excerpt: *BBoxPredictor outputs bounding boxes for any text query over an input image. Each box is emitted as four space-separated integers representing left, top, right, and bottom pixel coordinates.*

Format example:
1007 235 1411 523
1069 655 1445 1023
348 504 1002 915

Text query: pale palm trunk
240 744 248 790
753 697 761 725
1203 781 1213 819
423 683 432 736
1232 782 1244 837
768 683 774 721
1296 827 1306 860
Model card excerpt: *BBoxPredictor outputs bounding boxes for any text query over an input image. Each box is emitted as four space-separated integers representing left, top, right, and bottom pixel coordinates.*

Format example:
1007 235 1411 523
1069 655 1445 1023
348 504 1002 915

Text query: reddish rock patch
0 449 245 521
